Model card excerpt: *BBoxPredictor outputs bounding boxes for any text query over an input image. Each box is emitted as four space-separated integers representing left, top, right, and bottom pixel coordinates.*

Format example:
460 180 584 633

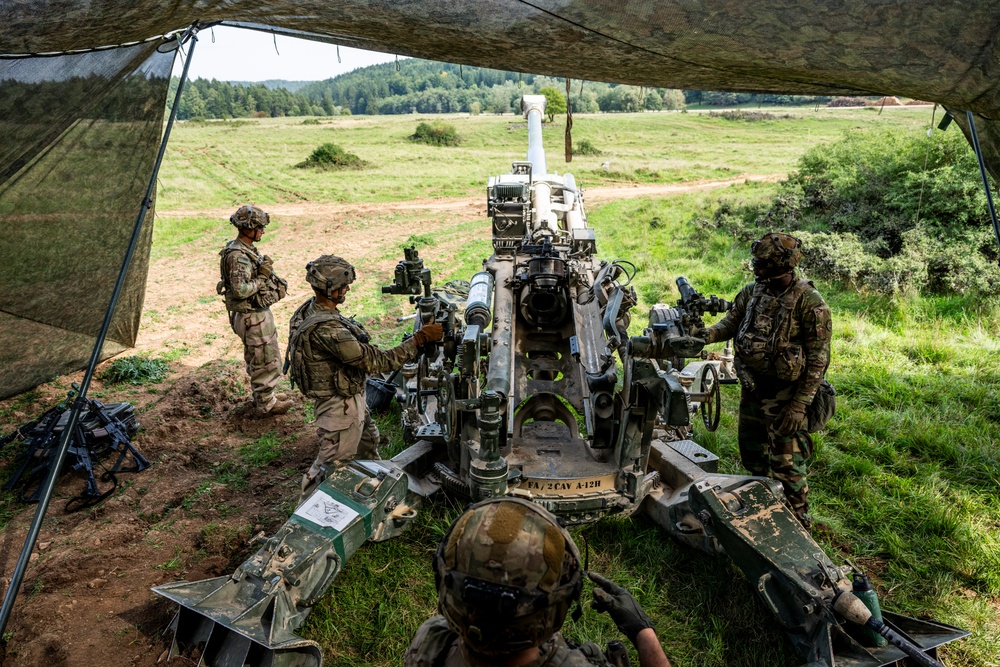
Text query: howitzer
154 96 967 667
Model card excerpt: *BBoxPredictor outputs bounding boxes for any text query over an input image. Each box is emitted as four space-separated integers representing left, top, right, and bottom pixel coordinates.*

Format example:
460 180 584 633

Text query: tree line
169 58 835 120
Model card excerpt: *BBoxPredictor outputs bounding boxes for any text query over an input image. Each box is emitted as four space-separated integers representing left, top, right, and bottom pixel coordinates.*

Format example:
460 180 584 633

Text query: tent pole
965 110 1000 258
0 26 199 639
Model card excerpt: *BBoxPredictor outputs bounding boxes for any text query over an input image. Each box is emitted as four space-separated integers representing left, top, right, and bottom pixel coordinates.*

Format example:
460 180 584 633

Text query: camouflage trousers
300 392 380 500
229 308 281 406
738 383 814 521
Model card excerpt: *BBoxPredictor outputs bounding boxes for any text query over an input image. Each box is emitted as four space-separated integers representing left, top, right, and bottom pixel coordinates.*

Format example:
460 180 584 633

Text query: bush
705 127 1000 295
409 120 460 146
575 139 602 156
102 356 169 385
301 118 321 125
296 142 366 170
708 110 791 122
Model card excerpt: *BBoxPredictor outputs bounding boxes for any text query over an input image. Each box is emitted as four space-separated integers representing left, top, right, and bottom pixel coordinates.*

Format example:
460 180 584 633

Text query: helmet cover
306 255 356 298
751 231 803 277
433 498 582 656
229 204 270 230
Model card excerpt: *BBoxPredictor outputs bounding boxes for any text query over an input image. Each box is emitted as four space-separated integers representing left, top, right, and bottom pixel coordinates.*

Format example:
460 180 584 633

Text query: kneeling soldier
286 255 443 500
405 497 673 667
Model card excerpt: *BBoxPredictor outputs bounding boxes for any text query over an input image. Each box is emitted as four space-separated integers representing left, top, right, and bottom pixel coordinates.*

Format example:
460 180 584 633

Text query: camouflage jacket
218 239 286 313
705 275 832 404
286 298 418 399
404 616 610 667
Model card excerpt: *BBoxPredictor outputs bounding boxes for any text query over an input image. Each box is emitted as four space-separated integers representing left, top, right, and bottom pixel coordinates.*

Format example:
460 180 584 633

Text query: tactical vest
735 279 812 382
285 300 371 399
217 240 287 313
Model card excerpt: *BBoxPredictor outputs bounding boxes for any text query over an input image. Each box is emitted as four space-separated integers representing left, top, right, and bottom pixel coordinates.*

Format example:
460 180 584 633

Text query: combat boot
258 394 294 416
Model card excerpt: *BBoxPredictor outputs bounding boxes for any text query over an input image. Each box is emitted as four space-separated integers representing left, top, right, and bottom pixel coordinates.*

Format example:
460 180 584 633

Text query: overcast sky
173 25 398 82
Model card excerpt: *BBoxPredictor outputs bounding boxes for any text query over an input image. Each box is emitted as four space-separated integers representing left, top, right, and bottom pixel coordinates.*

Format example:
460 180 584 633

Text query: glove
689 326 717 344
588 571 654 643
668 335 706 358
775 400 808 436
412 322 444 345
258 256 274 279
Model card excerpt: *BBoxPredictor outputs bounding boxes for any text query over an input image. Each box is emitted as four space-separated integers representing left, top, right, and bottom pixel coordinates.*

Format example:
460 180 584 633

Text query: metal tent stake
0 26 199 638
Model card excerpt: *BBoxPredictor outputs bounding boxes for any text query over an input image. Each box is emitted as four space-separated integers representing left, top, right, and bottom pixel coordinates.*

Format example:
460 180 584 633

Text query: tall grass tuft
101 356 169 385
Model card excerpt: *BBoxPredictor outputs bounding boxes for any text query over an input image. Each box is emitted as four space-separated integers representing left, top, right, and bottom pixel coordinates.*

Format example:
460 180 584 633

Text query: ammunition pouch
807 379 836 433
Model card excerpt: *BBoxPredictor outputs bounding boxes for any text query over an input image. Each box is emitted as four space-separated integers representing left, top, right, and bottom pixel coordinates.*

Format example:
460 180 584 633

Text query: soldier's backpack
807 379 836 432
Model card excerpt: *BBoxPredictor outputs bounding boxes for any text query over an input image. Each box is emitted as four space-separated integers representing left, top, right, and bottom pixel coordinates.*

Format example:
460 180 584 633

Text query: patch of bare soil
0 361 314 667
0 177 777 666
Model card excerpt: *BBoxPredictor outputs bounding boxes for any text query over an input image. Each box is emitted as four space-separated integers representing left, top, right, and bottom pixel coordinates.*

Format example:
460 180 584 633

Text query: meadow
3 105 996 667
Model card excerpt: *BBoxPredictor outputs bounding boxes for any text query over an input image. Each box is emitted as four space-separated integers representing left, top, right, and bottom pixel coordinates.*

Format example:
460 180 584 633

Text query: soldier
218 204 293 416
405 497 673 667
681 232 832 529
286 255 443 499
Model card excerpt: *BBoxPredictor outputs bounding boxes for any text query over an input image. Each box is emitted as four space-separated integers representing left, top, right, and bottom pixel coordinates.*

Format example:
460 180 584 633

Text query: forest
168 57 837 119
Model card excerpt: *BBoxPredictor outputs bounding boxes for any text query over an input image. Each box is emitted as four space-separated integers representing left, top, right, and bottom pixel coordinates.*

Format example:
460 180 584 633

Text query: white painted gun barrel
521 94 547 176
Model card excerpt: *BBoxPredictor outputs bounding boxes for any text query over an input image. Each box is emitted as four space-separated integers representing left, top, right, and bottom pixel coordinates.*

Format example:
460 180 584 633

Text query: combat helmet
751 231 803 278
305 255 356 298
433 497 583 656
229 204 270 230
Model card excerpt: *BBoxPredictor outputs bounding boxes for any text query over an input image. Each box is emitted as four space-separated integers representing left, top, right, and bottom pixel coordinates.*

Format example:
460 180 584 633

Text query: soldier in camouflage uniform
218 205 293 416
686 232 832 529
286 255 443 500
405 498 673 667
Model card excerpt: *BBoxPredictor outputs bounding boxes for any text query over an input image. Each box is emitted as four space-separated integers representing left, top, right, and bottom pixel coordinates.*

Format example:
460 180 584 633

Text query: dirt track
0 175 779 667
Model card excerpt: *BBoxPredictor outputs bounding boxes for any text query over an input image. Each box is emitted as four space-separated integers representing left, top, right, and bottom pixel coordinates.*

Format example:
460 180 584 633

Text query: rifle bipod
1 392 149 512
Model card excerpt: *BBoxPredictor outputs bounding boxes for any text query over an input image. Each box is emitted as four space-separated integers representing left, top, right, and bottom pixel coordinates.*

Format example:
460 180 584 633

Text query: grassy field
157 106 931 209
7 105 995 666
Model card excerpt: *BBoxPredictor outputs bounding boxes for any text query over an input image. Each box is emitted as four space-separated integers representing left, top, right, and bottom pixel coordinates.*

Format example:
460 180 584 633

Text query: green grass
157 108 932 208
101 355 170 385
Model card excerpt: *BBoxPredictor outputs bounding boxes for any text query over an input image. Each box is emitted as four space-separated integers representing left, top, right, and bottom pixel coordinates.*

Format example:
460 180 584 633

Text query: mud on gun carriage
154 96 968 667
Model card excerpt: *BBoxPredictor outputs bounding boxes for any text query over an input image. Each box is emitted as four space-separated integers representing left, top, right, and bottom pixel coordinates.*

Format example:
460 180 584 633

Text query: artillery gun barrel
522 94 547 176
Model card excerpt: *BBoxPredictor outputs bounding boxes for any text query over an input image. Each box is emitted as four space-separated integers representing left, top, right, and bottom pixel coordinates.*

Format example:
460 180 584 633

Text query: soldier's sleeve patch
813 307 833 339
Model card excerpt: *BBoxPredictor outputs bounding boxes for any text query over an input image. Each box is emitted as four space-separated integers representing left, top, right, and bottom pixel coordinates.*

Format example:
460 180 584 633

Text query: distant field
157 107 932 208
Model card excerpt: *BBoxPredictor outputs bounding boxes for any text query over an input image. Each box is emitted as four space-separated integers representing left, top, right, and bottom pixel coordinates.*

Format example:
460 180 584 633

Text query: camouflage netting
2 1 1000 397
0 44 173 398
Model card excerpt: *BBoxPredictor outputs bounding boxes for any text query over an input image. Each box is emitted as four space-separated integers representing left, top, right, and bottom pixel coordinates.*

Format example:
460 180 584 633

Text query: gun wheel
700 363 721 432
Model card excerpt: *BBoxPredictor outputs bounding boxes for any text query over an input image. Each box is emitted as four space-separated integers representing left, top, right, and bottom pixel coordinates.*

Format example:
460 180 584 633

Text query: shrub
827 96 873 107
575 139 602 156
296 142 366 170
409 121 460 146
301 118 321 125
708 110 791 122
102 356 169 385
706 127 1000 295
